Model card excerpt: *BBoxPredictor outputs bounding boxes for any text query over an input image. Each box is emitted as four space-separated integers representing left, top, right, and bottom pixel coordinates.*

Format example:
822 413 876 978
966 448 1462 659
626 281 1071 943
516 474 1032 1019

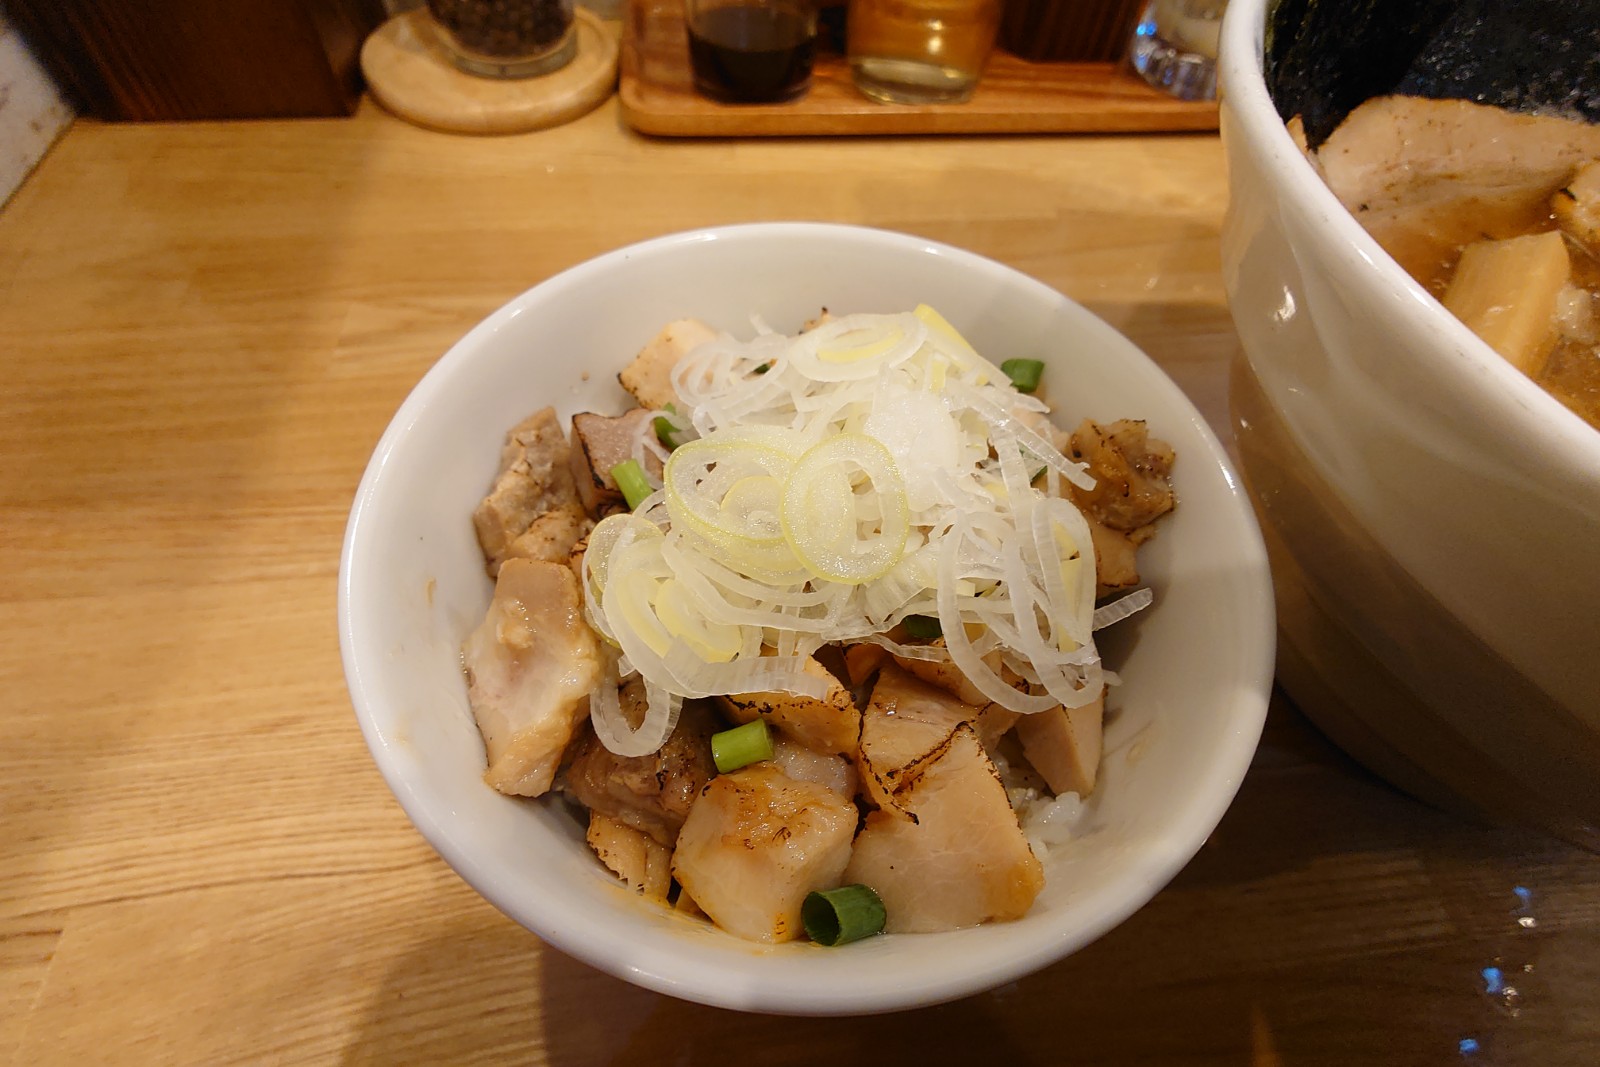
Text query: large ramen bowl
1219 0 1600 849
338 222 1275 1014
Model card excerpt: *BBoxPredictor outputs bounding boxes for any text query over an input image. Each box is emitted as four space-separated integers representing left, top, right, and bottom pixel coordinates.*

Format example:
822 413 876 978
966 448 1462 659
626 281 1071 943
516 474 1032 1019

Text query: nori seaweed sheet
1266 0 1600 148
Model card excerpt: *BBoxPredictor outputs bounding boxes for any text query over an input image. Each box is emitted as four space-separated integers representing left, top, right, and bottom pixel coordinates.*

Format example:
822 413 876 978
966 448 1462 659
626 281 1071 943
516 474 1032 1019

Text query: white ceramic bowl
339 223 1275 1014
1219 2 1600 848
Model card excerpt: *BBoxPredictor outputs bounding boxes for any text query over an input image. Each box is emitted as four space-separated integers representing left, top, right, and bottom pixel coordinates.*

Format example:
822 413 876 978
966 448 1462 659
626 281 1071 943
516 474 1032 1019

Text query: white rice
1015 790 1086 860
993 747 1087 861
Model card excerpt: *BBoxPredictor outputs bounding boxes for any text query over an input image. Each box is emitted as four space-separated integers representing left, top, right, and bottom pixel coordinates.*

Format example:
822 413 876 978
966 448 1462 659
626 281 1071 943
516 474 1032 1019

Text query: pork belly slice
462 559 601 797
888 643 1022 747
568 409 665 516
473 407 584 573
672 764 858 943
844 722 1044 933
716 656 862 758
1315 98 1600 219
617 318 718 411
1014 688 1106 798
560 685 719 847
853 642 1015 747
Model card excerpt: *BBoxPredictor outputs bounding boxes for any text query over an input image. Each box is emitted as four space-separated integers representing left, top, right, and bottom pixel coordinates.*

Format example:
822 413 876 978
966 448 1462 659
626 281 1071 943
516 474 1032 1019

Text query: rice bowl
339 222 1275 1013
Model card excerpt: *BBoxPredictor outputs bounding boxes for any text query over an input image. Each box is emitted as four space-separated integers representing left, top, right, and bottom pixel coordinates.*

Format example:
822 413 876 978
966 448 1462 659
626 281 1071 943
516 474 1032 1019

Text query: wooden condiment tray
618 0 1220 136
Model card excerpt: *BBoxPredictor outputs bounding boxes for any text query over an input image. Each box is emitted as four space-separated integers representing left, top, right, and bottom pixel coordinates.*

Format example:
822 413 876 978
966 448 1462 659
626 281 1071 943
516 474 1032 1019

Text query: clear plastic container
426 0 578 78
1128 0 1226 101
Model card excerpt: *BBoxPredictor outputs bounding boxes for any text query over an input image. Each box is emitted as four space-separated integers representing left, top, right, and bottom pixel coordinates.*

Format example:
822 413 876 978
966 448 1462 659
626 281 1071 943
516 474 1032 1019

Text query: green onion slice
1000 358 1045 394
802 884 887 946
654 403 686 450
610 459 654 511
901 614 942 639
710 719 773 774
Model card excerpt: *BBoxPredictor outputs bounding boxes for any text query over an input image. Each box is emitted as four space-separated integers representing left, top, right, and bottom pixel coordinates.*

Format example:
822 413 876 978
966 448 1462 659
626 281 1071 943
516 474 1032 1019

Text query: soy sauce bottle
686 0 818 104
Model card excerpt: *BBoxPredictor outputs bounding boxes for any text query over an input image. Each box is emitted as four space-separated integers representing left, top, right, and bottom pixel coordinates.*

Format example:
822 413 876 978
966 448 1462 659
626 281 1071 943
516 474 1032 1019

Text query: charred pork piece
672 764 857 943
1065 418 1175 535
715 657 861 758
472 407 584 573
844 722 1043 933
618 319 718 410
856 664 1018 808
586 812 673 900
560 686 719 847
567 409 664 516
496 503 593 576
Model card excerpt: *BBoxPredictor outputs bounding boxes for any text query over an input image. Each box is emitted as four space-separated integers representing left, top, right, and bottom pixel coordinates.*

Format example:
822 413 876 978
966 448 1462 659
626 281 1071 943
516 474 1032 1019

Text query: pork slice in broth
1311 96 1600 291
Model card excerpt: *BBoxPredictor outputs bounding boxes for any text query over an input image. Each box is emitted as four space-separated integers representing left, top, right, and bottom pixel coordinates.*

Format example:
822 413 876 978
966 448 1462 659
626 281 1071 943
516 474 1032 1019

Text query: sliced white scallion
585 306 1154 757
781 433 910 586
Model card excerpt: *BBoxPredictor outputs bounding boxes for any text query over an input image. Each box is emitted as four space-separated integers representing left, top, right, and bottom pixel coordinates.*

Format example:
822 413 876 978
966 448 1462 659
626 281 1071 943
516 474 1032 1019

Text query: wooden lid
362 8 619 135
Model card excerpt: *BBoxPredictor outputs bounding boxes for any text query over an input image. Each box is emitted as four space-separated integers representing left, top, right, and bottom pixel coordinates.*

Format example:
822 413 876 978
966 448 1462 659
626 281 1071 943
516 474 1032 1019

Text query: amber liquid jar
426 0 578 78
847 0 1002 104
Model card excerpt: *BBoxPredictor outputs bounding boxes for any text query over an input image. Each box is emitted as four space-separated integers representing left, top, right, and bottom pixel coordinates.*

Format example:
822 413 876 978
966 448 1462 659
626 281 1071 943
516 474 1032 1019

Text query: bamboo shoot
1443 230 1570 376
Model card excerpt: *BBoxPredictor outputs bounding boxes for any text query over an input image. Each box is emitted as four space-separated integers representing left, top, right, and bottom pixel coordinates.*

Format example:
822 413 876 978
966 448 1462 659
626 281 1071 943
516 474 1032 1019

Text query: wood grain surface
619 0 1219 136
1 101 1595 1065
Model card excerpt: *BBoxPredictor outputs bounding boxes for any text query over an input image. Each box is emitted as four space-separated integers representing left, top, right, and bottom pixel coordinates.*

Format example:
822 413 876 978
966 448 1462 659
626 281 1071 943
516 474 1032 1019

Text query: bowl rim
337 221 1277 1014
1217 0 1600 464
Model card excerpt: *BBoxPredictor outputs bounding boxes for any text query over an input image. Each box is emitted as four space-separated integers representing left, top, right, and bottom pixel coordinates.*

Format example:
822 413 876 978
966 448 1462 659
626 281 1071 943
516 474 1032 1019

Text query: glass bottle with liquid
846 0 1002 105
686 0 819 104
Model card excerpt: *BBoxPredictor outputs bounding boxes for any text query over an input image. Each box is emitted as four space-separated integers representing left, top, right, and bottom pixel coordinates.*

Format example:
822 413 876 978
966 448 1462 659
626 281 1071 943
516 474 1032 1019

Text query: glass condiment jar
426 0 578 78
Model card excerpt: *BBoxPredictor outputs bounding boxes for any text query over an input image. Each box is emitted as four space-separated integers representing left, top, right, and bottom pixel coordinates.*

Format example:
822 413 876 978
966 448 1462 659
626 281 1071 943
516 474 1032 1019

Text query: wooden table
2 99 1595 1065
